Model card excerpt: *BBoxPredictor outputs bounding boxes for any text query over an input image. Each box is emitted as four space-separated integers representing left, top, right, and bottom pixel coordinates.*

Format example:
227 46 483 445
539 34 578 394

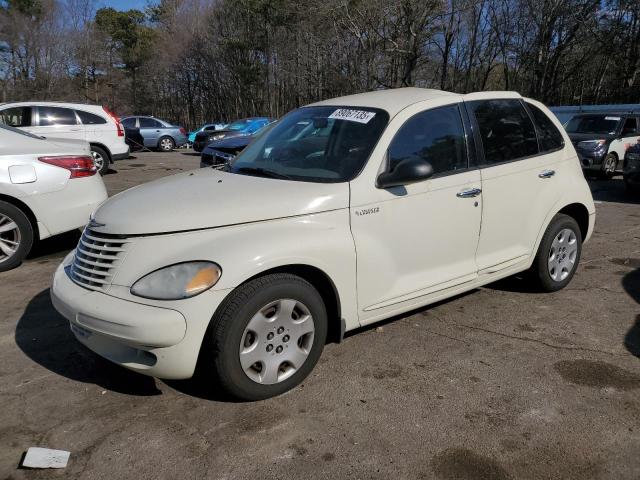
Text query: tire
0 201 34 272
90 145 110 176
205 273 328 401
530 214 582 292
158 136 175 152
599 153 617 179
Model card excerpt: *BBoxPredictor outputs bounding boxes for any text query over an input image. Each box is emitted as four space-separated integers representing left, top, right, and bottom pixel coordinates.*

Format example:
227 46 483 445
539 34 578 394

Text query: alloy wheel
0 213 21 264
160 138 174 151
239 298 315 385
91 150 104 171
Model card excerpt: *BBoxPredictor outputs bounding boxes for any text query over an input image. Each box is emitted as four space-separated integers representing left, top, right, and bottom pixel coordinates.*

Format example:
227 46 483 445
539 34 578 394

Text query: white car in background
0 101 129 175
0 124 107 271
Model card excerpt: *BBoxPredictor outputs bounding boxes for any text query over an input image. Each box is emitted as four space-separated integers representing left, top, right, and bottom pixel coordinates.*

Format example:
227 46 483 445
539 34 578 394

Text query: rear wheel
0 201 34 272
530 214 582 292
90 146 110 175
205 273 327 401
158 136 175 152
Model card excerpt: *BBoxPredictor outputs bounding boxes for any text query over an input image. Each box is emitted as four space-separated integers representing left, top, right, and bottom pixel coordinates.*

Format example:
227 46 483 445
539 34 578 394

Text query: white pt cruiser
52 88 595 400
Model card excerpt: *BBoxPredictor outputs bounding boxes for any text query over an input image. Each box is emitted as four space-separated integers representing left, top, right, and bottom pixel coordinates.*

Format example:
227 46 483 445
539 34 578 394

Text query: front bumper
576 148 606 171
51 256 230 379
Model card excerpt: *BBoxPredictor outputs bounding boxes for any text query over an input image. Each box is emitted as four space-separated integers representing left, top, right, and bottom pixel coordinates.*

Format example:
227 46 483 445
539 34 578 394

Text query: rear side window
526 103 564 152
0 106 32 127
469 99 538 164
121 118 136 128
140 118 162 128
389 104 468 176
621 117 639 136
76 110 107 125
38 106 78 126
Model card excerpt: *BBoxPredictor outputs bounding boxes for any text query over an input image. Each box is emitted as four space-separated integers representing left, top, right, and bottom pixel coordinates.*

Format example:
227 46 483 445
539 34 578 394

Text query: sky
97 0 155 11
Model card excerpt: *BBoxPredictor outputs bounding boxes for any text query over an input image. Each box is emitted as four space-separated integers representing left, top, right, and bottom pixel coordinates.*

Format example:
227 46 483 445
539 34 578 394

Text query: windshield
227 119 251 131
0 123 43 139
228 106 389 183
565 115 621 135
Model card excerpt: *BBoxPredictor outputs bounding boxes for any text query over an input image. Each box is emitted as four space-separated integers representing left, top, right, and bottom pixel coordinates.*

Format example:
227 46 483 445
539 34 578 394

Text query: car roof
0 101 104 111
308 87 523 118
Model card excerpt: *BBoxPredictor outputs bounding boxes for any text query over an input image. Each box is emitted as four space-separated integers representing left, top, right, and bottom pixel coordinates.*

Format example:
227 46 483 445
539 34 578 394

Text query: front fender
111 209 359 330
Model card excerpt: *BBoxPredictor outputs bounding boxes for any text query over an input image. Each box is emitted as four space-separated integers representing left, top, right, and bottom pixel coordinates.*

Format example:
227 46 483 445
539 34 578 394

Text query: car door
610 117 640 169
139 117 162 147
467 98 566 274
30 106 85 141
350 103 482 323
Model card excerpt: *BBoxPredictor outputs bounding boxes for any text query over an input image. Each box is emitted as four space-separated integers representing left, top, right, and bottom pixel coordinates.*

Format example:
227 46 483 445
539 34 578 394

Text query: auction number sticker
329 109 376 124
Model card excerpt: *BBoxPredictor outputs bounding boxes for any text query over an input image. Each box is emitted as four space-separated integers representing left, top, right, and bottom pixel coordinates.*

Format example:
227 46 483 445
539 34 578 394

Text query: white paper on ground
22 447 70 469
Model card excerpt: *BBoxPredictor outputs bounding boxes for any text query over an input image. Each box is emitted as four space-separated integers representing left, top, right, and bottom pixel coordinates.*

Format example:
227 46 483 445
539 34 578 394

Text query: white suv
51 88 595 400
0 102 129 175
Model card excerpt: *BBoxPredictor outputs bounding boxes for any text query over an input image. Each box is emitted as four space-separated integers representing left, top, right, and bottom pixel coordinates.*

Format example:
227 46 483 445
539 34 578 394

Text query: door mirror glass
376 156 434 189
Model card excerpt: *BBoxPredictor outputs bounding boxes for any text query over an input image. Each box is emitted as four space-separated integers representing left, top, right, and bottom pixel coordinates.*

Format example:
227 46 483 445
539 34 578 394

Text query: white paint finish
50 88 596 381
8 164 36 183
0 127 107 239
0 101 129 158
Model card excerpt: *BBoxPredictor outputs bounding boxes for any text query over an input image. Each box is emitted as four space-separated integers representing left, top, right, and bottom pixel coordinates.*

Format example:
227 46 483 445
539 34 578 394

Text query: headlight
577 139 606 151
210 134 225 141
130 261 222 300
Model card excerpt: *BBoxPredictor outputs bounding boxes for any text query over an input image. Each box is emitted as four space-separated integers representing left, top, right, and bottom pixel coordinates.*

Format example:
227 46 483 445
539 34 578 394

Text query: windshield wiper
235 166 294 180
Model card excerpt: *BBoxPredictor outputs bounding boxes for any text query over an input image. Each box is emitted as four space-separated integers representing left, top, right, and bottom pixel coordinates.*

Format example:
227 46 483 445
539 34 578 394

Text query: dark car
565 113 640 178
200 134 254 168
192 117 272 152
623 140 640 192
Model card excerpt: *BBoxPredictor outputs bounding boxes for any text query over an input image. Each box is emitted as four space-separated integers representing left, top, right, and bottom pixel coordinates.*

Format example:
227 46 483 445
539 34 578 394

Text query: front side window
0 107 32 127
139 118 162 128
76 110 107 125
565 115 621 135
526 103 565 152
229 106 389 183
388 104 468 176
38 106 78 126
470 99 538 164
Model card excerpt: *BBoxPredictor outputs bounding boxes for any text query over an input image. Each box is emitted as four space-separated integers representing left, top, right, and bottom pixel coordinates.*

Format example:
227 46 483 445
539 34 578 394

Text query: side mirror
376 156 434 189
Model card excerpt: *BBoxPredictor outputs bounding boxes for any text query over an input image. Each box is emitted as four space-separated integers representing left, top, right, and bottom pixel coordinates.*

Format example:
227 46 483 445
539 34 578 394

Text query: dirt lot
1 150 639 479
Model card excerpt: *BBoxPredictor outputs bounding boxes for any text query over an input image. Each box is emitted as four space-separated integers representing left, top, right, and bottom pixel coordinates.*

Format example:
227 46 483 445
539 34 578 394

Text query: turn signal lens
185 266 221 295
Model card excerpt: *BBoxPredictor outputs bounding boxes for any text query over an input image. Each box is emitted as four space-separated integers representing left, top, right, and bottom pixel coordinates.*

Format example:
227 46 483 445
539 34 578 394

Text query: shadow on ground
622 268 640 358
588 177 640 205
26 230 80 261
15 289 161 396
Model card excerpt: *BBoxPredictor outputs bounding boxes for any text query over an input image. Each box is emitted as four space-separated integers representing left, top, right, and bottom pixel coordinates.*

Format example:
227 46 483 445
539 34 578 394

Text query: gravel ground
0 150 639 479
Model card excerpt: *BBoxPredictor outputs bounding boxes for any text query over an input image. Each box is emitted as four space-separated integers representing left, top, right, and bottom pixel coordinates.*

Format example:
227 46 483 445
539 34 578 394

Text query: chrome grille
69 229 130 291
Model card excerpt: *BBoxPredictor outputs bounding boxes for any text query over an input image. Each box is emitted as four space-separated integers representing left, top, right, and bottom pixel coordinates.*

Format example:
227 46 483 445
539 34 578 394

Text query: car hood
91 168 349 235
568 132 616 144
203 135 253 153
196 129 245 141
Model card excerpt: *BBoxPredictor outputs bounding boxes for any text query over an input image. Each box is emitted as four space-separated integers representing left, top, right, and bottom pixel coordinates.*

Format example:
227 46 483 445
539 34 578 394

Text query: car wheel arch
219 263 343 344
0 193 39 240
89 142 112 164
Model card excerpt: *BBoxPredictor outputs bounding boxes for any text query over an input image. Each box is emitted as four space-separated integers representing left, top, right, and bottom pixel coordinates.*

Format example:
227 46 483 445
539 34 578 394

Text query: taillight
39 156 97 178
103 106 124 137
180 127 186 135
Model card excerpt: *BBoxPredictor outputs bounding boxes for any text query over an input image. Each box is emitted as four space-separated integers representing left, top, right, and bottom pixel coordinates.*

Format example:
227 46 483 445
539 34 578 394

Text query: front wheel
530 214 582 292
599 153 617 179
206 273 327 401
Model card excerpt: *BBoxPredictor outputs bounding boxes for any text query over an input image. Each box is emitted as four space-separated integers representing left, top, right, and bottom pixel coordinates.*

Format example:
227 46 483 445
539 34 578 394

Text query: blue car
121 116 188 152
188 123 226 144
192 117 272 152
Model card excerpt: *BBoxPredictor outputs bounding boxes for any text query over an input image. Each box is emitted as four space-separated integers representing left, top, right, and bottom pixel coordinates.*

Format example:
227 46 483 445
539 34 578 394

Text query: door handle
538 169 556 178
457 187 482 198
